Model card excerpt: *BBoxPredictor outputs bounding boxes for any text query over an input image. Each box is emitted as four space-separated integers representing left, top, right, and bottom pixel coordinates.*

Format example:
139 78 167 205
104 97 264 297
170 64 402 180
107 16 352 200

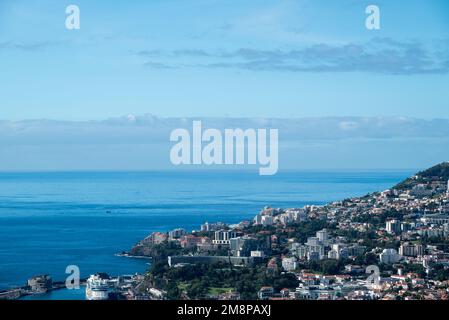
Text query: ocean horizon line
0 168 419 174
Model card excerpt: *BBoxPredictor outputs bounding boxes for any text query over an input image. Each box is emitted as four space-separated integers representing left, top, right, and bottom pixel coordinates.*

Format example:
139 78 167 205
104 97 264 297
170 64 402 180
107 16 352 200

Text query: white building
168 228 186 240
213 230 238 245
261 215 274 226
379 249 401 264
316 229 329 244
282 257 299 271
399 242 424 257
386 220 401 234
251 250 265 258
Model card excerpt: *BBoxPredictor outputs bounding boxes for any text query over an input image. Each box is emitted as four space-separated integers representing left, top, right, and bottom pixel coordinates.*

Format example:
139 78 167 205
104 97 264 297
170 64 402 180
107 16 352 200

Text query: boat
85 274 110 300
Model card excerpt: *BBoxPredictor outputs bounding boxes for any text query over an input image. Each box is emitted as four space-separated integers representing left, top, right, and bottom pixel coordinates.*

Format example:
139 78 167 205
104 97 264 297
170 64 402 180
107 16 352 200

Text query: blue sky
0 1 449 171
0 0 448 120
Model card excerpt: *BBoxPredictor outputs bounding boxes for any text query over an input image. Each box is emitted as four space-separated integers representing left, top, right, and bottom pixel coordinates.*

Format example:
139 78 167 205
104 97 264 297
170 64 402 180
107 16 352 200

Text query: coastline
2 168 435 300
1 280 87 301
115 252 153 260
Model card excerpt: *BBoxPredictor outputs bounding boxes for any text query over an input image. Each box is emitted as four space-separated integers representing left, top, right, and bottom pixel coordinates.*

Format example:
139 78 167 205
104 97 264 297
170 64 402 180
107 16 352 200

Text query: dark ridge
395 162 449 190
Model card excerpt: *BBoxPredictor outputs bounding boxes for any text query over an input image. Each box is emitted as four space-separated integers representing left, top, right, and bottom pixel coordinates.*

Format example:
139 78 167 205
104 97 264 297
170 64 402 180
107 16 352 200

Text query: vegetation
147 261 298 299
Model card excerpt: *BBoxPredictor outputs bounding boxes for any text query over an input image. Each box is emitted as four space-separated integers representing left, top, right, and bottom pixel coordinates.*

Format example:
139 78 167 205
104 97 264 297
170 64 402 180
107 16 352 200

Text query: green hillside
395 162 449 190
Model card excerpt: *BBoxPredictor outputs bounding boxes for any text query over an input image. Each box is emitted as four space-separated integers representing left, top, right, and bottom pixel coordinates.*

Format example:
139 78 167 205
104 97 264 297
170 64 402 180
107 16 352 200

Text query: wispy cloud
137 38 449 75
2 115 449 170
2 115 449 146
0 40 62 51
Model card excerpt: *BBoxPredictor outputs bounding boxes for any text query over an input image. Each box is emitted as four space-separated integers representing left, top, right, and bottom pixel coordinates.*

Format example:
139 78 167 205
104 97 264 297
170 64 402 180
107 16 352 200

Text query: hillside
395 162 449 191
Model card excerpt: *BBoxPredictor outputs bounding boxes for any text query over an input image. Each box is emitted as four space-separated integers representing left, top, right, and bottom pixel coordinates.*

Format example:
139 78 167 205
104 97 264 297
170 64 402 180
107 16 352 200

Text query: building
258 287 274 300
306 237 325 259
167 255 258 267
213 230 238 245
281 257 299 271
379 249 401 264
399 242 424 257
229 236 259 256
308 251 320 262
316 229 329 244
251 250 265 258
261 215 274 226
180 235 202 248
141 232 167 245
27 275 52 293
327 249 339 260
295 285 341 300
421 214 449 225
411 184 433 198
386 220 401 234
196 237 213 252
168 228 186 240
200 222 226 232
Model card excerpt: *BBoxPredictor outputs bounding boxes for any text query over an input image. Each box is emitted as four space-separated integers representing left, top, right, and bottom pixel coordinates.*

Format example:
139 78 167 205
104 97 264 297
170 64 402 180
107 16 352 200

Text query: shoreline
115 252 153 260
0 280 87 300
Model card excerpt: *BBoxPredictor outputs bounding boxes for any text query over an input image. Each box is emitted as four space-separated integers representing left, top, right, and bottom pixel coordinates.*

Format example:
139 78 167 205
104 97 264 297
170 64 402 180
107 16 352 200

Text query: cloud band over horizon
1 115 449 171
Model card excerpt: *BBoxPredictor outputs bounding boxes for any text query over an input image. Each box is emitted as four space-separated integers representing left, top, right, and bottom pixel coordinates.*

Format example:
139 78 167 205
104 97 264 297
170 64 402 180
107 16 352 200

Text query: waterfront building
168 228 186 240
141 232 167 245
253 214 263 225
261 215 274 226
200 222 226 232
27 275 52 293
180 235 202 248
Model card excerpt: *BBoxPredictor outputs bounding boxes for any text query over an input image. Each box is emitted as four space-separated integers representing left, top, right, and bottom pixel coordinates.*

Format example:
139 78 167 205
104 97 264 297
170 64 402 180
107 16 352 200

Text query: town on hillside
126 162 449 300
7 163 449 301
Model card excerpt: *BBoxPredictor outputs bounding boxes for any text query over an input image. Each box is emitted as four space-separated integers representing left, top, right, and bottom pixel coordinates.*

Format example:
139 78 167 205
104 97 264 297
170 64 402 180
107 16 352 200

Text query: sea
0 170 414 299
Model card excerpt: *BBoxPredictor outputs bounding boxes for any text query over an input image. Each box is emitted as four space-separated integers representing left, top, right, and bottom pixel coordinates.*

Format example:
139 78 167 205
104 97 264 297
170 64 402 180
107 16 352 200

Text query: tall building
399 242 424 257
200 222 226 232
447 179 449 197
379 249 401 264
229 236 259 256
213 230 238 245
168 228 186 240
386 220 401 234
316 229 329 244
282 257 299 271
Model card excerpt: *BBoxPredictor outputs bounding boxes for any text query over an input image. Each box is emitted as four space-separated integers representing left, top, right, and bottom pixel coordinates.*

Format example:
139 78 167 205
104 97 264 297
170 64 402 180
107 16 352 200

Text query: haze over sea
0 170 414 293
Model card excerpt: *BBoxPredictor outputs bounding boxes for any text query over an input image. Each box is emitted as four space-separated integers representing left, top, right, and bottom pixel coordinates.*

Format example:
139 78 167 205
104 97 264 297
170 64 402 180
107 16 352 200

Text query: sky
0 0 448 120
0 0 448 171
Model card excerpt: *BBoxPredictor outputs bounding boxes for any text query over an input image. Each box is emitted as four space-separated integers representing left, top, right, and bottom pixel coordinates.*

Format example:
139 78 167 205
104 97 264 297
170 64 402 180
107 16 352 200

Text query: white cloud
1 115 449 170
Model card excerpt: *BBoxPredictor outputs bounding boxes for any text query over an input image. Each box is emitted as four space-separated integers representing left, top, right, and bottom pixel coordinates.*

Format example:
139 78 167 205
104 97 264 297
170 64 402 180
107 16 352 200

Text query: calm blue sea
0 170 413 298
